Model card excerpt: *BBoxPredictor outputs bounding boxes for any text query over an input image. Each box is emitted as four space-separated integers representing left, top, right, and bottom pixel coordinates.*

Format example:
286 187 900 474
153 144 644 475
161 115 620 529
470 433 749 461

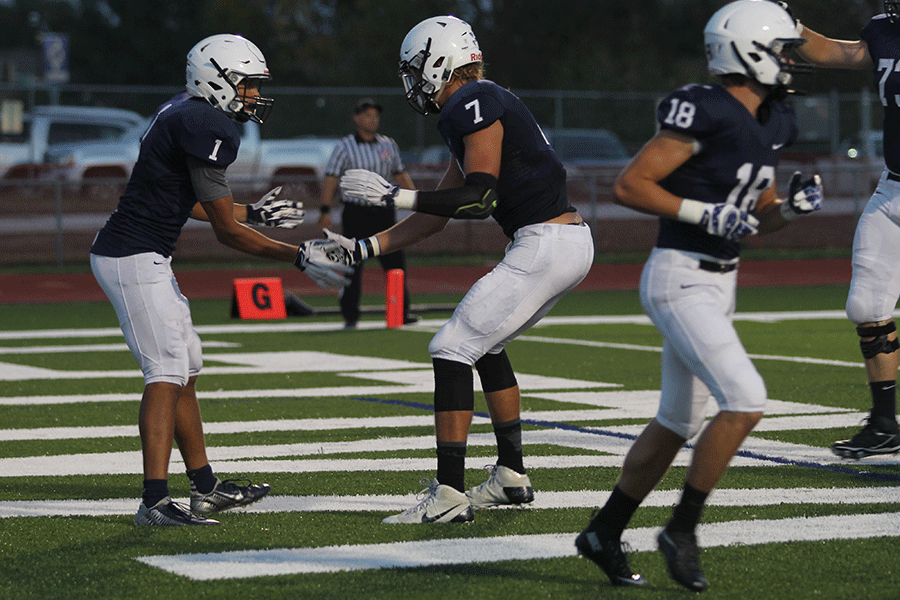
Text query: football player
574 0 822 592
784 1 900 459
90 34 351 526
329 15 594 523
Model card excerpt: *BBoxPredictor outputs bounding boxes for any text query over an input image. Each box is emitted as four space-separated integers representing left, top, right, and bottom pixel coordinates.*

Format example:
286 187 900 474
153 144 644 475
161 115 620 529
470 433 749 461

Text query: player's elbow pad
414 172 498 220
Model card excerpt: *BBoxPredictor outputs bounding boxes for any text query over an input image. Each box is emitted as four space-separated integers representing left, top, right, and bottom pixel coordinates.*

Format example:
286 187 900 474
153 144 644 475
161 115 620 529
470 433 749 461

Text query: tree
0 0 888 92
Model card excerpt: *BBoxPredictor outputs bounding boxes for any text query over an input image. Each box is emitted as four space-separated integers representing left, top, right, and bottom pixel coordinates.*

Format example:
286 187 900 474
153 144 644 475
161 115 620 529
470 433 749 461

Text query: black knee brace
474 350 518 393
857 321 900 359
432 358 474 412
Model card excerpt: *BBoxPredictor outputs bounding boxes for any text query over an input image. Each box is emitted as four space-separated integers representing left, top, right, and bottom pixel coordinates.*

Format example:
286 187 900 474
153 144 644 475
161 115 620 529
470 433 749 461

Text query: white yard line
3 486 897 519
133 512 900 580
0 309 888 342
1 426 884 478
0 411 862 442
0 341 239 354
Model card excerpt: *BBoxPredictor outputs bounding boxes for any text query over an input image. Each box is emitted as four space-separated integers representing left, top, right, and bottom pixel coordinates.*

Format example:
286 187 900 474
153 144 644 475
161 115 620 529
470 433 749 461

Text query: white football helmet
186 34 274 124
704 0 812 92
887 0 900 23
399 15 482 115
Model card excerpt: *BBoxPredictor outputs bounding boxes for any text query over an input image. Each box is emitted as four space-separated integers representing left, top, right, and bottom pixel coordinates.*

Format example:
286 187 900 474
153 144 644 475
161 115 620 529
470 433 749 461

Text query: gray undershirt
187 154 231 203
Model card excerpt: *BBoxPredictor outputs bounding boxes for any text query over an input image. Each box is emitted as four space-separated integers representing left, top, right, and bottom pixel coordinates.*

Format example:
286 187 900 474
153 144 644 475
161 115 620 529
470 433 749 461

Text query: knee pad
474 350 518 393
857 320 900 359
433 358 474 412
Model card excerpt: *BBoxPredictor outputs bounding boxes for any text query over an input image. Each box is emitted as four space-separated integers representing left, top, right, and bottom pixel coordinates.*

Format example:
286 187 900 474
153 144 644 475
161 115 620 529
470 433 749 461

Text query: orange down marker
385 269 404 329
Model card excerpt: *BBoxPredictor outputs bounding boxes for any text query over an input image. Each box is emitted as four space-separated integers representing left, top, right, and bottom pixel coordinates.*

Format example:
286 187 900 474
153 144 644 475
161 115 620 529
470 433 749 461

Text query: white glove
322 228 383 263
339 169 417 209
294 240 354 290
678 199 759 242
781 172 823 221
246 187 305 229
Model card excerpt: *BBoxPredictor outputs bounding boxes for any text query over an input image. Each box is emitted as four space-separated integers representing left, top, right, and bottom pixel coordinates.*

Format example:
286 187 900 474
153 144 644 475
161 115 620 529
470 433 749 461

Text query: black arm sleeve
413 172 499 220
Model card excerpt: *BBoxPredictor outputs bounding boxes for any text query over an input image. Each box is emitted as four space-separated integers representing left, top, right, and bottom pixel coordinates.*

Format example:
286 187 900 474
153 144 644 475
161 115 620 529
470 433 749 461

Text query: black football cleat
190 478 271 514
575 527 646 586
658 529 709 592
831 416 900 459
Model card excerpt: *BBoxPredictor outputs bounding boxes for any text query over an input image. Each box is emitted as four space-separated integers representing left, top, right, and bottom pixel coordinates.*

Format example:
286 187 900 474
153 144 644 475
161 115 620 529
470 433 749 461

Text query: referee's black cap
355 98 383 114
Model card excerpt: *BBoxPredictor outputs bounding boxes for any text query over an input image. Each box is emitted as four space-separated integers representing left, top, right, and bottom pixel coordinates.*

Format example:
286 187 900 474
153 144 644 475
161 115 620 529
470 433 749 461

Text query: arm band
320 204 331 215
413 172 499 220
358 235 381 260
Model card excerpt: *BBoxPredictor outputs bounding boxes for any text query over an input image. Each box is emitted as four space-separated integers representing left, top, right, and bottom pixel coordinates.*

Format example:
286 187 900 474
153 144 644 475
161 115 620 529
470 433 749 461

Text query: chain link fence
0 83 883 266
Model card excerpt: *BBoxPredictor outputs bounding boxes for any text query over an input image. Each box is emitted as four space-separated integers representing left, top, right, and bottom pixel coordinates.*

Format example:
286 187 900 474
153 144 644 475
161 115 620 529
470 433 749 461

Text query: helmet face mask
704 0 813 95
887 0 900 23
398 16 482 116
399 38 440 115
186 34 274 124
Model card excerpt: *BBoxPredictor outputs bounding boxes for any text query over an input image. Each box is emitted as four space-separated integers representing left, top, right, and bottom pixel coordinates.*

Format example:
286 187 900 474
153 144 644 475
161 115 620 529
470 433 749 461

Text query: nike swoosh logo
153 261 166 265
422 504 466 523
680 284 702 289
772 142 784 150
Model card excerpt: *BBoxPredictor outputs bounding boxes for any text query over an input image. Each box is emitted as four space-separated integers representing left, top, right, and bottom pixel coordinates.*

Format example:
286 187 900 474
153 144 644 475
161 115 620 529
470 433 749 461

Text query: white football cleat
465 464 534 509
383 478 474 524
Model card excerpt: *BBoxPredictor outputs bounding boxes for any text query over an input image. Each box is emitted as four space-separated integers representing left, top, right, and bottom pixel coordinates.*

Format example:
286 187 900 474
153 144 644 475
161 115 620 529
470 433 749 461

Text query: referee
318 98 417 328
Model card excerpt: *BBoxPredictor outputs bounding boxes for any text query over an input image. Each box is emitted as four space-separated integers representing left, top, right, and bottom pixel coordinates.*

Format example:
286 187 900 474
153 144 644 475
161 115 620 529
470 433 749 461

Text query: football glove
246 187 305 229
323 228 380 262
339 169 417 209
294 240 354 290
679 199 759 242
781 172 823 221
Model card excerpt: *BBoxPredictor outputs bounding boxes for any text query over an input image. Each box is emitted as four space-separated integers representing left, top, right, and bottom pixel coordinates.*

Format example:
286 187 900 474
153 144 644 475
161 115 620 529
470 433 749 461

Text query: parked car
44 119 341 202
813 129 884 198
543 128 630 205
542 127 630 169
0 105 145 181
399 127 630 208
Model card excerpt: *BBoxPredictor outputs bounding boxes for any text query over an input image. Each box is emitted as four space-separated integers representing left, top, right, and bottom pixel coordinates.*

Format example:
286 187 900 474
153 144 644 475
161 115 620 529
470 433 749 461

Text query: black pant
340 203 411 325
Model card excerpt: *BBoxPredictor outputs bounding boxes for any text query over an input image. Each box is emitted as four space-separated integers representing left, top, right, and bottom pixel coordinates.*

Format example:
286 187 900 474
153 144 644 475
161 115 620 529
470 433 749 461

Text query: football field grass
0 284 898 600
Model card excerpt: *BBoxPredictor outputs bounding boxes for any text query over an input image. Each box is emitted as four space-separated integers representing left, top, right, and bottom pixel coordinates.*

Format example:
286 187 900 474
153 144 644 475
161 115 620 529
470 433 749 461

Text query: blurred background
0 0 886 266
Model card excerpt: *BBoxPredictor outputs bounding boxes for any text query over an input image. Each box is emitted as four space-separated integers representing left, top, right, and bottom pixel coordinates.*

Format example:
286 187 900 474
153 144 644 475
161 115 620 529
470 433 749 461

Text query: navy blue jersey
862 14 900 173
655 84 798 260
437 80 571 238
91 93 240 258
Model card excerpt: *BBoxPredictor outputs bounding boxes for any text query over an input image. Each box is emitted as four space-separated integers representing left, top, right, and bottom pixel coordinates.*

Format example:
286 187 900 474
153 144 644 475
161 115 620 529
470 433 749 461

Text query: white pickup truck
44 118 340 202
0 105 145 181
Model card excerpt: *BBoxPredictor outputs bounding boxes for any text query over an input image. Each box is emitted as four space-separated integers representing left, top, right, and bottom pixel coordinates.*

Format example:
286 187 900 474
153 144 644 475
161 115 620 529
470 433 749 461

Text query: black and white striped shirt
325 133 405 202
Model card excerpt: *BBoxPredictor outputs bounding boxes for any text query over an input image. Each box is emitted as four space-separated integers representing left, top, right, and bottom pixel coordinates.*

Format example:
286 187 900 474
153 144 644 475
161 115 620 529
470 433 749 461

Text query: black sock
186 464 217 494
493 418 525 474
869 380 898 425
436 442 467 493
588 485 641 540
667 483 709 534
142 479 169 508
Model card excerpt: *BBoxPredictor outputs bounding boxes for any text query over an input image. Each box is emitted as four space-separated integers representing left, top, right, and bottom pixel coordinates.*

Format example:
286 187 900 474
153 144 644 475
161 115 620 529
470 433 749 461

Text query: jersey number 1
208 139 223 161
